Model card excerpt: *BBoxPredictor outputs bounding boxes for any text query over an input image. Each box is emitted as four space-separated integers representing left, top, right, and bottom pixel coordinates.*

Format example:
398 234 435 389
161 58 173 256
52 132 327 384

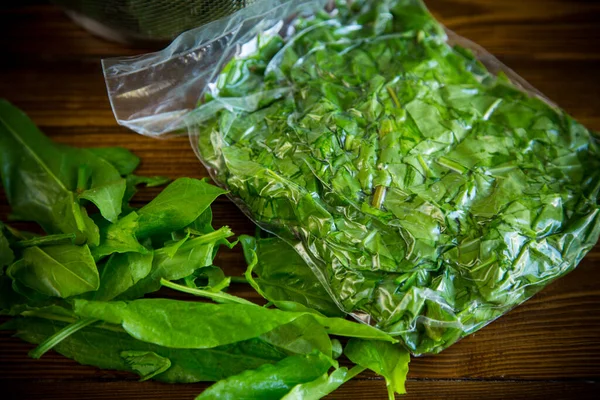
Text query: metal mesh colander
54 0 258 44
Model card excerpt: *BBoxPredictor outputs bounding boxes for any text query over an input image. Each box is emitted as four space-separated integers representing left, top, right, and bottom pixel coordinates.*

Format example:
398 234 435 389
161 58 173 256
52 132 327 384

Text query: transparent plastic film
105 0 600 356
103 0 328 137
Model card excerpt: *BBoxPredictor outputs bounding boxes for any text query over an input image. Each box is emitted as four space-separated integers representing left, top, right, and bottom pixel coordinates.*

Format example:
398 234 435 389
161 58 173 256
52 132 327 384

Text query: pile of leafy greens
193 0 600 355
0 100 410 400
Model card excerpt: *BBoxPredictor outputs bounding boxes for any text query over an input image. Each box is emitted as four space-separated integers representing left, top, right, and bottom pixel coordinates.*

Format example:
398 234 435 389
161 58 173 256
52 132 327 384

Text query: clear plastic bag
104 0 600 355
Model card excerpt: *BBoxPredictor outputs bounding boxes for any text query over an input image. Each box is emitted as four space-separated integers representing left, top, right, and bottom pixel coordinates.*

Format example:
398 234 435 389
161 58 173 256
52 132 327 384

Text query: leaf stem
29 318 98 359
372 185 387 209
160 279 255 306
14 233 76 248
387 384 396 400
344 365 367 382
76 165 90 192
230 276 248 284
436 156 468 174
186 226 234 244
386 87 401 108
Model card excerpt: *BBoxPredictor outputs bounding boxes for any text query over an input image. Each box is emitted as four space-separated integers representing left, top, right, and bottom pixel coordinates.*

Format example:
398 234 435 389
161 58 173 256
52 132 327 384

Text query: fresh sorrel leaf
93 252 154 301
240 235 343 318
280 367 348 400
87 147 140 176
195 352 334 400
120 227 233 299
2 316 287 383
345 338 410 397
122 174 171 213
120 351 172 381
73 298 395 349
7 244 99 298
0 228 14 268
92 212 148 261
136 178 227 239
0 100 125 241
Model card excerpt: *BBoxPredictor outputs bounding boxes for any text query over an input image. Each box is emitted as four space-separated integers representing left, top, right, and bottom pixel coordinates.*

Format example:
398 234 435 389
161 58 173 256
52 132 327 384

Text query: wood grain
5 380 600 400
1 0 599 399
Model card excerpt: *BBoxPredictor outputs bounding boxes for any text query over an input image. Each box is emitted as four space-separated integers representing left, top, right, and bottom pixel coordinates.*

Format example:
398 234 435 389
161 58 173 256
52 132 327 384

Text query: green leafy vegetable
259 314 333 358
136 178 227 239
0 226 15 268
160 279 254 306
7 244 99 298
196 352 334 400
29 317 98 359
93 252 154 301
92 212 148 261
194 0 600 355
120 227 233 299
72 298 396 348
122 174 171 213
281 367 349 400
162 232 190 258
240 235 343 317
345 338 410 398
13 233 76 249
0 100 125 242
87 147 140 176
3 316 288 383
183 265 230 292
120 351 172 381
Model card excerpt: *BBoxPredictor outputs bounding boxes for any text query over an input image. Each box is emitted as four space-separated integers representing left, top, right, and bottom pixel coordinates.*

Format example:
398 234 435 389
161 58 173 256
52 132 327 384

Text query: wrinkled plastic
104 0 600 355
103 0 327 137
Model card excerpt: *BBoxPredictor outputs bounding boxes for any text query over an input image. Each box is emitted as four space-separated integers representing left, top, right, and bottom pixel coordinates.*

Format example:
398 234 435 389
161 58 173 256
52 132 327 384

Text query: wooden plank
4 379 600 400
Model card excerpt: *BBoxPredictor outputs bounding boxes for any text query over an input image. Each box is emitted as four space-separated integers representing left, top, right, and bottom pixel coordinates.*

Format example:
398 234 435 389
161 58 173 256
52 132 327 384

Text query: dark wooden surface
1 1 600 399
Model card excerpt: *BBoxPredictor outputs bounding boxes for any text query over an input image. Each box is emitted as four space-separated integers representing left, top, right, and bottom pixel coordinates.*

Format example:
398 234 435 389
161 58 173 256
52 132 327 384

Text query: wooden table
1 0 600 399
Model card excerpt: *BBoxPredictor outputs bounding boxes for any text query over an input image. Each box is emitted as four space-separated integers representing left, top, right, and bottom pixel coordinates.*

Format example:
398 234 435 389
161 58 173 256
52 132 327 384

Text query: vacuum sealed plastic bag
104 0 600 355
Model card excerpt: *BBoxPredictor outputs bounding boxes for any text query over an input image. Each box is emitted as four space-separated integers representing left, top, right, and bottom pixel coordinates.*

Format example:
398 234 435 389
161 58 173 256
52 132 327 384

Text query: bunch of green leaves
194 0 600 355
0 100 411 399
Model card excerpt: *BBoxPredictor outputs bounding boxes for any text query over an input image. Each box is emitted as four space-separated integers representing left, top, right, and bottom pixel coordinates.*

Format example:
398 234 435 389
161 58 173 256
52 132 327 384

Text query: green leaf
281 367 348 400
3 316 287 383
92 212 148 261
345 339 410 397
160 279 253 306
122 174 171 213
136 178 227 239
7 244 99 298
93 252 154 301
120 227 233 299
29 317 98 359
196 352 334 400
0 228 14 269
260 314 333 358
1 277 64 315
162 232 190 259
13 233 76 249
331 339 342 360
87 147 140 176
240 235 343 318
120 351 172 381
0 100 124 241
186 207 215 234
79 180 127 223
72 298 396 349
0 274 31 315
183 265 230 292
